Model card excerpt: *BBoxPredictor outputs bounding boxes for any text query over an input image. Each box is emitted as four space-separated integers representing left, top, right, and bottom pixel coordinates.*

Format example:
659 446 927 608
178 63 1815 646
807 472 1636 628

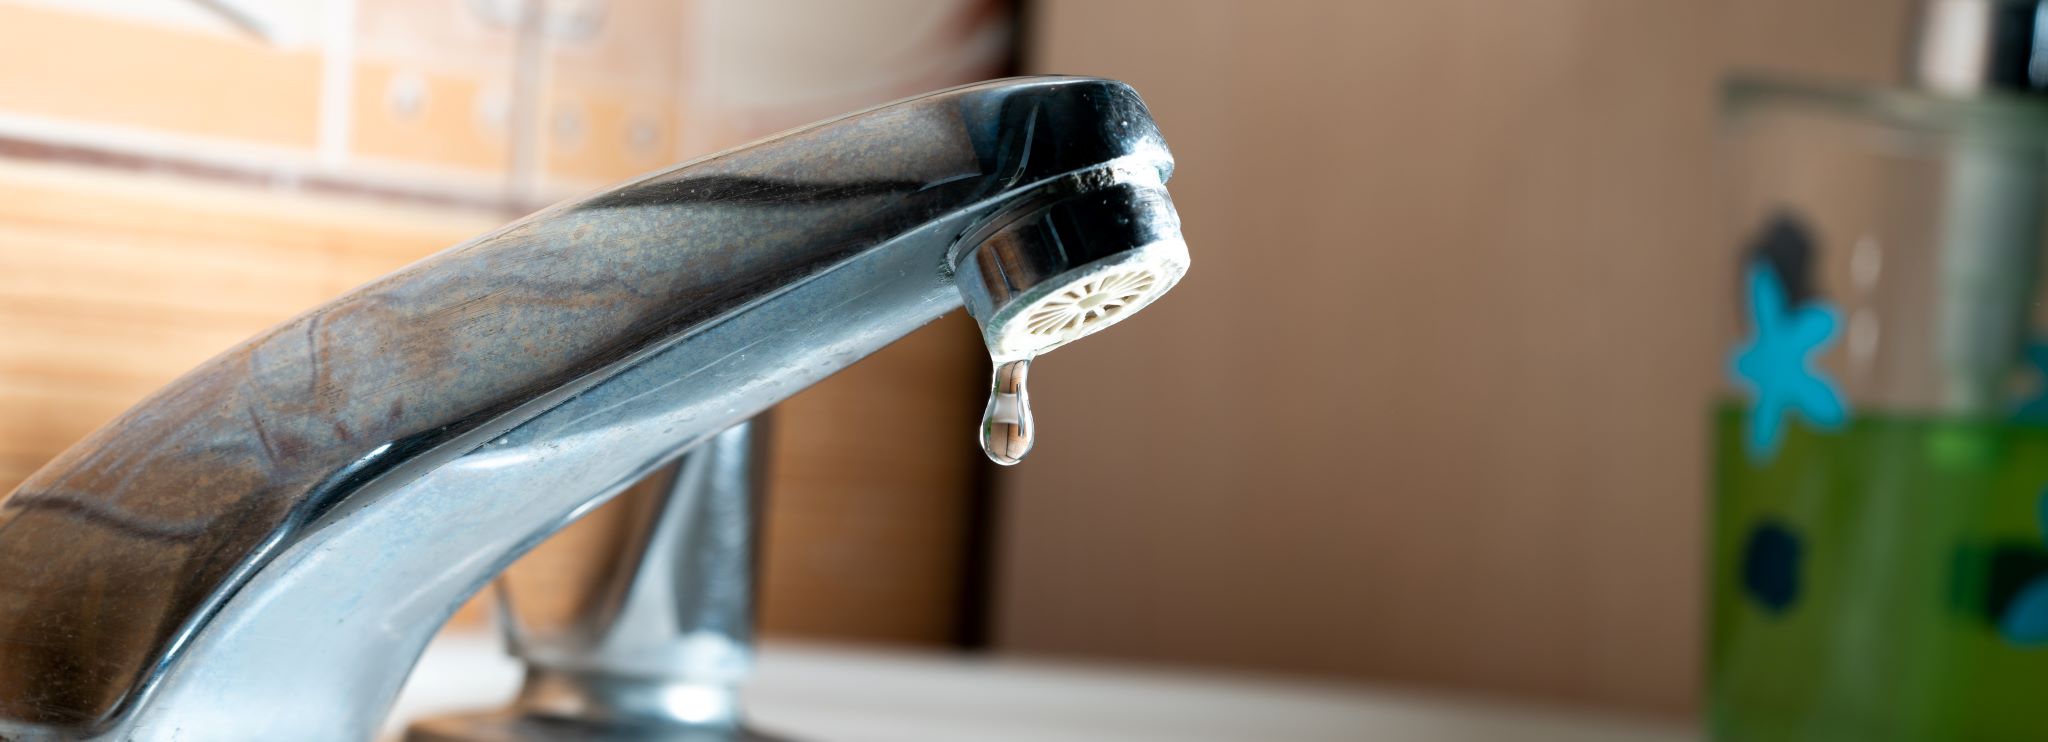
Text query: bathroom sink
386 632 1697 742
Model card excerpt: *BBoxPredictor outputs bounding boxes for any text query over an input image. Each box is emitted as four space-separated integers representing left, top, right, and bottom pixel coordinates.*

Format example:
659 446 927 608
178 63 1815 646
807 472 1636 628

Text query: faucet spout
0 76 1185 741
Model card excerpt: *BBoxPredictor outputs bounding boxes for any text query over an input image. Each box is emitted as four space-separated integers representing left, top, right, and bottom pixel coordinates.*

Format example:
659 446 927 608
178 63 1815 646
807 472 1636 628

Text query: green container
1712 46 2048 742
1710 406 2048 741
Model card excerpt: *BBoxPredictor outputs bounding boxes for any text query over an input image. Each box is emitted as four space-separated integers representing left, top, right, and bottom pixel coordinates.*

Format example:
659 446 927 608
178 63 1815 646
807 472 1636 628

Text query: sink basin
386 632 1697 742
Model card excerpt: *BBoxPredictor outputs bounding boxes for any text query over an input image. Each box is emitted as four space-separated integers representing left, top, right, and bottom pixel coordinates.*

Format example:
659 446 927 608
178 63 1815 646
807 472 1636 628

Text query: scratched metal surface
0 76 1169 734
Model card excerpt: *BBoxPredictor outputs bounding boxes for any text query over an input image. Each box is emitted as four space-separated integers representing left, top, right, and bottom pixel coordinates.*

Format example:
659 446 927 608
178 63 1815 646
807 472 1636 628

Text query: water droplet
980 358 1034 466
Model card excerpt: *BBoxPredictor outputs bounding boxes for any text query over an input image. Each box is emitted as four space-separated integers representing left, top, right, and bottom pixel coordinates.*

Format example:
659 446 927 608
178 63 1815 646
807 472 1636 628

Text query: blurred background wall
995 0 1915 717
0 0 1928 725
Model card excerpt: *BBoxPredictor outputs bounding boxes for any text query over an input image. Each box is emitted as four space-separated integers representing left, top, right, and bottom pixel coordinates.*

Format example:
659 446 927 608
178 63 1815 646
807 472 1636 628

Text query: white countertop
388 632 1698 742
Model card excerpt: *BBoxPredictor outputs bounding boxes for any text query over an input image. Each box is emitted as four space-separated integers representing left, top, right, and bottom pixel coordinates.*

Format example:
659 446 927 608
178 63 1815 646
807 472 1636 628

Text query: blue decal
1730 263 1847 461
2003 580 2048 645
2002 489 2048 645
2016 341 2048 422
1742 519 1803 616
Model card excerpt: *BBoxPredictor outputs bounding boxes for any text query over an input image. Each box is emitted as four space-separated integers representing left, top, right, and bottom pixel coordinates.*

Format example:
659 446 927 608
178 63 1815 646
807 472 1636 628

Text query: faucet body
0 76 1184 741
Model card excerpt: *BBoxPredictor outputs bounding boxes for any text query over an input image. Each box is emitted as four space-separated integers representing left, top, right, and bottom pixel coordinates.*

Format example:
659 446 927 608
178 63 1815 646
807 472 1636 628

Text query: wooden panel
0 2 321 149
0 161 492 494
540 89 682 183
759 313 986 644
350 62 513 173
540 0 689 184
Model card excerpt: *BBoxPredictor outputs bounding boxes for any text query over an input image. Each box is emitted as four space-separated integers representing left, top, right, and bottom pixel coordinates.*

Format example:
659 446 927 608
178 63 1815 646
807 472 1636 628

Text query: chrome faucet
0 77 1188 741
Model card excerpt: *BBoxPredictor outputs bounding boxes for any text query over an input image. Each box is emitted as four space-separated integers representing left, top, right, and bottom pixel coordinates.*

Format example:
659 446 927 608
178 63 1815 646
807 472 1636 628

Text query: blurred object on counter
1712 1 2048 739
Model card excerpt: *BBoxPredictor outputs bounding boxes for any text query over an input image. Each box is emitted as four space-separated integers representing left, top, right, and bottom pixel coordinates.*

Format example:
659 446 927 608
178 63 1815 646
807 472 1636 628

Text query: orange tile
0 4 320 149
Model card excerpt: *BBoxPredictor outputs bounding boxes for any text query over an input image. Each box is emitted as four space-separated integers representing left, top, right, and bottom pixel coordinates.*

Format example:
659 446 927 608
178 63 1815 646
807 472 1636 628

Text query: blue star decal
2015 341 2048 422
1730 263 1847 460
2001 489 2048 645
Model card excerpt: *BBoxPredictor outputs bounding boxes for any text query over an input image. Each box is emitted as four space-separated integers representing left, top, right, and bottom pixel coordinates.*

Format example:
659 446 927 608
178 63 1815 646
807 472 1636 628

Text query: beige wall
997 0 1912 716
